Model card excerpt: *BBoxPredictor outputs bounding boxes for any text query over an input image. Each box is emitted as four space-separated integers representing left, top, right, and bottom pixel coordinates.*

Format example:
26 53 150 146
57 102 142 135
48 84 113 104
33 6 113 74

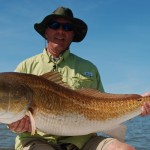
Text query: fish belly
34 108 141 136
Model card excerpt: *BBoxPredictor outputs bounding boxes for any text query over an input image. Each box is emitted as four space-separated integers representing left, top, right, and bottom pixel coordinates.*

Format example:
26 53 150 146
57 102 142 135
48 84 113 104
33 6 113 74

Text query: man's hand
141 92 150 116
8 115 31 133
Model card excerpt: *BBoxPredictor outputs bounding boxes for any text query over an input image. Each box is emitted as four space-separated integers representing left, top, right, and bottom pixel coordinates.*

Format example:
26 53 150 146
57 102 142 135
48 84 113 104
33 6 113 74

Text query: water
0 116 150 149
125 116 150 150
0 124 16 150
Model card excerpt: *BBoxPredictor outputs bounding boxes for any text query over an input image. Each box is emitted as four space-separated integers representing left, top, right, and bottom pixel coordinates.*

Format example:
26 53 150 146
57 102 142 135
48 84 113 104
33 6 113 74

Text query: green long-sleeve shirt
15 49 104 150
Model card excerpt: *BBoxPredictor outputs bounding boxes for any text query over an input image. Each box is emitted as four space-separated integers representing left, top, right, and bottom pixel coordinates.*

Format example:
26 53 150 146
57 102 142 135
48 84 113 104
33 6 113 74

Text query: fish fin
41 71 62 83
103 124 126 142
26 110 36 135
41 71 70 88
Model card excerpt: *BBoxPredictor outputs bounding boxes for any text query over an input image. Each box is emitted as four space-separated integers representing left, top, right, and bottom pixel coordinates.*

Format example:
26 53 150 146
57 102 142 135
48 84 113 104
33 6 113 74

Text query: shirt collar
43 48 70 63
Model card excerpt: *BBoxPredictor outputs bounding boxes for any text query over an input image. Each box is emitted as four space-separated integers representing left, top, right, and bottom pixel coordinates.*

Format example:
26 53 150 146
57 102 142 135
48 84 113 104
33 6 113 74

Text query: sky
0 0 150 94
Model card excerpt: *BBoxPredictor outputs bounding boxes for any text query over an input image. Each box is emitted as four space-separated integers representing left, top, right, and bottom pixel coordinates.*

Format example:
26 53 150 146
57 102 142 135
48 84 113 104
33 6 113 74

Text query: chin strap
26 110 36 135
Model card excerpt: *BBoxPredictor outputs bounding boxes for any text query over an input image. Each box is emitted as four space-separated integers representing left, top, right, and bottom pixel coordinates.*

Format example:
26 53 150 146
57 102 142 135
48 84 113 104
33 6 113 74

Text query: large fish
0 72 149 139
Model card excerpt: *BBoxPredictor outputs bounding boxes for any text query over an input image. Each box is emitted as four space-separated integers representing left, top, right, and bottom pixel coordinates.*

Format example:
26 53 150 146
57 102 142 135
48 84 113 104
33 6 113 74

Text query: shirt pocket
71 74 94 89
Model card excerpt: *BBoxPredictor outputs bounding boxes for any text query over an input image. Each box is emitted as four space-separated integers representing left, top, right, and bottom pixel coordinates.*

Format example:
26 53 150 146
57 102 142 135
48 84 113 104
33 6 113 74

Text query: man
9 7 150 150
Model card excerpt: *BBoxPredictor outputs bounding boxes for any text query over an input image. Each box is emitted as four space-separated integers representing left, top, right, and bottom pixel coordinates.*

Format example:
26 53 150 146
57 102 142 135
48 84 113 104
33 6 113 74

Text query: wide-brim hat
34 7 88 42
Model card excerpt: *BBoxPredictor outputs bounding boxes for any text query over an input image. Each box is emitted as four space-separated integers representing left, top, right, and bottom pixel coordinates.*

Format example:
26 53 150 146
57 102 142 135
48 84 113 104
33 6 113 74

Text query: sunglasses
48 21 74 31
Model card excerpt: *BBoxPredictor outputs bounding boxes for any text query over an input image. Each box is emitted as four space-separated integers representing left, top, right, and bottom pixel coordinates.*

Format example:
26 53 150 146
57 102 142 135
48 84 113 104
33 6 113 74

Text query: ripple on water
0 124 16 149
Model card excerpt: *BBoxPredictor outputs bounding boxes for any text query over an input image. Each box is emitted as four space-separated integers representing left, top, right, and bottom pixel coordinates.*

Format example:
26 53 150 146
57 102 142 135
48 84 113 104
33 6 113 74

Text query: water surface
0 116 150 149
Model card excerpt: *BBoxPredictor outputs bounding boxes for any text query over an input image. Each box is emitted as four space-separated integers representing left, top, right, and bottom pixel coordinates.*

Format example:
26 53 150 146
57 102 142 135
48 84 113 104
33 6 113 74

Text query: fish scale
0 72 149 137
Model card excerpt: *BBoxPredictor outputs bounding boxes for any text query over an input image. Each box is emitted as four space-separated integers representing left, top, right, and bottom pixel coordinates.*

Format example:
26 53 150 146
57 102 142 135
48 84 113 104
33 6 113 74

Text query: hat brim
34 14 88 42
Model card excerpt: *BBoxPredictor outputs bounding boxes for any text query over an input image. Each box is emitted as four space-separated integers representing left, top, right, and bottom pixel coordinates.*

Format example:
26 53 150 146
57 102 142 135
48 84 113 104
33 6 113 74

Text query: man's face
45 18 74 57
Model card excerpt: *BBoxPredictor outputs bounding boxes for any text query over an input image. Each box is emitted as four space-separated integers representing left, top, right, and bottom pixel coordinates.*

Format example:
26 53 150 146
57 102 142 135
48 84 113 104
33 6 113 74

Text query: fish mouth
0 109 27 124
